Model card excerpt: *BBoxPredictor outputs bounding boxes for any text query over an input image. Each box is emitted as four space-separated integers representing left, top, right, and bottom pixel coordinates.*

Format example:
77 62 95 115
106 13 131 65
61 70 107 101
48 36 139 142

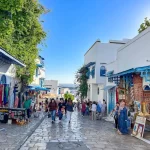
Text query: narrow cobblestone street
20 111 149 150
0 113 44 150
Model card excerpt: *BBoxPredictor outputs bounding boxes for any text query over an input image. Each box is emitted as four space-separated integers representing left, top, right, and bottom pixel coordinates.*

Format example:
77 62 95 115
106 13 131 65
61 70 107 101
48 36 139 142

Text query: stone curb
15 116 46 150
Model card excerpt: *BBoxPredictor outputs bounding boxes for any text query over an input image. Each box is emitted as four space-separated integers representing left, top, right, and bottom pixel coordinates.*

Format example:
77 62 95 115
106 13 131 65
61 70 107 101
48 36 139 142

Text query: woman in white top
91 101 97 120
101 100 106 117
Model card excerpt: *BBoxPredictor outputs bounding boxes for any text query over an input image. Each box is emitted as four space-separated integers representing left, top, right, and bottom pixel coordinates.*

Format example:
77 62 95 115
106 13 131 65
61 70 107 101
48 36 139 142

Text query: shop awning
36 64 43 67
106 70 114 77
101 85 116 90
85 62 96 68
135 66 150 72
36 87 49 91
108 66 150 78
0 47 26 67
27 85 49 91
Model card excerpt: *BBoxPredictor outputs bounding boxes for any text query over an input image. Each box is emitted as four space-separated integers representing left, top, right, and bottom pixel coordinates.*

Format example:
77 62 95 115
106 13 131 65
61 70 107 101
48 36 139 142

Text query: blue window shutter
91 66 95 78
86 68 90 79
36 68 38 77
100 66 106 76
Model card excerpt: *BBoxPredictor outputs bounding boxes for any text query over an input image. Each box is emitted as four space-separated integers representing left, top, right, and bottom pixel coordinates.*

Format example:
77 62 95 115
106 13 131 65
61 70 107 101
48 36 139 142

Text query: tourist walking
77 100 80 111
66 99 74 123
39 102 44 117
81 102 86 116
23 97 31 122
114 102 120 129
48 99 57 123
45 99 49 112
85 103 90 115
74 102 77 110
101 100 106 117
96 101 102 120
64 99 68 115
118 100 128 135
91 101 97 120
58 99 65 122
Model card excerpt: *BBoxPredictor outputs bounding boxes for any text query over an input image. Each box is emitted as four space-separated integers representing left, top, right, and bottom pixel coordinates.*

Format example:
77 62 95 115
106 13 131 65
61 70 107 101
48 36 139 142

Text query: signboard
132 116 146 138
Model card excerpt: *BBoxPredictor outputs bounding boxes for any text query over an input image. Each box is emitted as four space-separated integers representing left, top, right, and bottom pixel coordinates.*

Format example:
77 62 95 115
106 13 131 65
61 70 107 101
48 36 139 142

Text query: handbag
48 112 51 118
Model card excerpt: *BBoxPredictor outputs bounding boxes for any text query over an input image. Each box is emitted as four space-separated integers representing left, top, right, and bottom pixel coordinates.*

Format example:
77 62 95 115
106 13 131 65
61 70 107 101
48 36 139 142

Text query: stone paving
20 111 150 150
0 112 44 150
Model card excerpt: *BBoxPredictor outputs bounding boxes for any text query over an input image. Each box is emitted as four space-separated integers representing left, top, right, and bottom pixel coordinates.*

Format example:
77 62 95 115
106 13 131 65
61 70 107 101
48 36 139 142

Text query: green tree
138 17 150 33
75 66 88 100
64 93 74 101
0 0 48 90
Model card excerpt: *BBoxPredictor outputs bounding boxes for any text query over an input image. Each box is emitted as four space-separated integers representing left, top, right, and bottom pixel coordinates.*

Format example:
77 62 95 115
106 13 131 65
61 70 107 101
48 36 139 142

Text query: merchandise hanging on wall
0 85 3 106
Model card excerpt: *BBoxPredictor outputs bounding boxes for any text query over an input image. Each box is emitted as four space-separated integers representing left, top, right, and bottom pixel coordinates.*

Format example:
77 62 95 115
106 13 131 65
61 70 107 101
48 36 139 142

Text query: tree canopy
75 66 88 100
0 0 48 86
138 17 150 33
64 93 74 101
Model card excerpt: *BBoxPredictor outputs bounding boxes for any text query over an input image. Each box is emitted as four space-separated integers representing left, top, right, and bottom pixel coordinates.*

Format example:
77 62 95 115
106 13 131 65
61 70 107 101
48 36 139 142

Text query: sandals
117 130 122 135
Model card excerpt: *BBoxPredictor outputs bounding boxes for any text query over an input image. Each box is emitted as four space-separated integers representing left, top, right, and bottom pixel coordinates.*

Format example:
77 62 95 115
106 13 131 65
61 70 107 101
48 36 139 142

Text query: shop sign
132 116 146 138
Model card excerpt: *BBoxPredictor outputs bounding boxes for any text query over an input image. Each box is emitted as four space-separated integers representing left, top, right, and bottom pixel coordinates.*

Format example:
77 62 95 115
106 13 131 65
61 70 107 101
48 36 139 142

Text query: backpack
97 104 101 113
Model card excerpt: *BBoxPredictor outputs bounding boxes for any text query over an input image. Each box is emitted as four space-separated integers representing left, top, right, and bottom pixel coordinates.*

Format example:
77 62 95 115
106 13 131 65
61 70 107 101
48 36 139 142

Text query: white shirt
91 104 97 111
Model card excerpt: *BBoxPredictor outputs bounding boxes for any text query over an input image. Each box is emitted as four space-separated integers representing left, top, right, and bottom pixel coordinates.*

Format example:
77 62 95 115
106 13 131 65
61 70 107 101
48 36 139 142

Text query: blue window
91 66 95 78
100 66 106 76
36 68 38 77
86 68 90 79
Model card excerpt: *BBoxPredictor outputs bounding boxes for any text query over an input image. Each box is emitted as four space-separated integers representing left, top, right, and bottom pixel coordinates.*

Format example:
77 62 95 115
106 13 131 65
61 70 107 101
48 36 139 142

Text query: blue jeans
85 109 89 115
51 110 56 121
58 110 63 120
82 111 85 116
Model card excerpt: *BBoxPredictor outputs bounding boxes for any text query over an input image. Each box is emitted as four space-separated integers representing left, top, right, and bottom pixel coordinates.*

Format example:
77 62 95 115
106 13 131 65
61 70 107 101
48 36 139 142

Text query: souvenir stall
26 85 49 111
108 66 150 143
0 75 26 124
0 47 26 124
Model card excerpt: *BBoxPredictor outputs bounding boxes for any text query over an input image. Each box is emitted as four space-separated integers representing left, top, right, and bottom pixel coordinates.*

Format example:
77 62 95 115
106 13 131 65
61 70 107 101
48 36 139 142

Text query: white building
60 88 70 94
31 56 45 87
84 39 128 102
44 80 58 95
106 27 150 114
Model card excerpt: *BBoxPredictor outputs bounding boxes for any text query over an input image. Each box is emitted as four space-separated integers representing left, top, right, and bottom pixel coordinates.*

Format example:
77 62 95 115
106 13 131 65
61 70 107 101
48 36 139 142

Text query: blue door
108 88 115 113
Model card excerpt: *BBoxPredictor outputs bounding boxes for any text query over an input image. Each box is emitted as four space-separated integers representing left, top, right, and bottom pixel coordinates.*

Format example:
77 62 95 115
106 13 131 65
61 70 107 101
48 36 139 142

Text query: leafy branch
75 66 88 100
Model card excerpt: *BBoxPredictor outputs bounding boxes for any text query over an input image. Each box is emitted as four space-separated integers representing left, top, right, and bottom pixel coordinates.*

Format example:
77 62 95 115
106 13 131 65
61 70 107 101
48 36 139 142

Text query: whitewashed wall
106 61 117 86
98 84 104 102
84 40 126 102
44 80 58 94
117 27 150 73
0 64 16 77
84 41 126 84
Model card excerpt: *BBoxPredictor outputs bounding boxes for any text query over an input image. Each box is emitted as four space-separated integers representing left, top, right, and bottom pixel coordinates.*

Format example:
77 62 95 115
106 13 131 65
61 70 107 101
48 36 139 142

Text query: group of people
23 96 129 135
48 98 73 123
78 99 107 120
113 100 128 135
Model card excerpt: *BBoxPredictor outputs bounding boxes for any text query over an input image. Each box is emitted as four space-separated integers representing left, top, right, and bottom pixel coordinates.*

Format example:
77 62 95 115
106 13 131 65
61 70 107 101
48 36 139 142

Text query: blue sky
39 0 150 84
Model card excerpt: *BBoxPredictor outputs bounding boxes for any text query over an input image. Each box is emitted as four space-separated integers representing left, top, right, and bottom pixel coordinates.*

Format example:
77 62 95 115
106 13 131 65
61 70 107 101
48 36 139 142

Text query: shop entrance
108 88 115 113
